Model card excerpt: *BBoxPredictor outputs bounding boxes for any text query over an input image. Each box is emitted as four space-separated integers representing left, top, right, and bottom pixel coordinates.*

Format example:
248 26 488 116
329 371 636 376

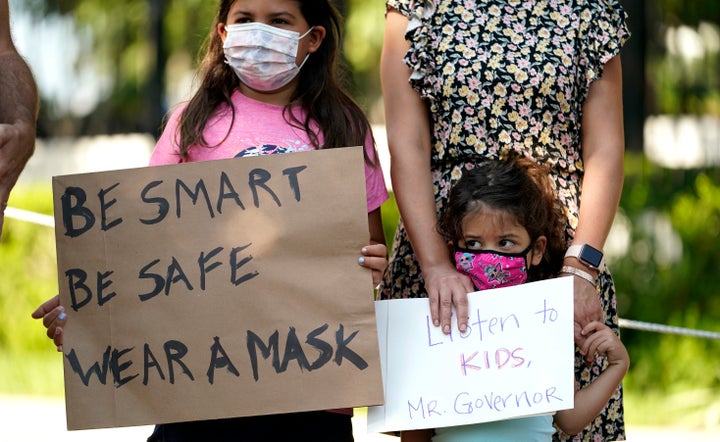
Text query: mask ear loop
294 27 315 70
523 238 543 275
295 54 311 70
299 26 315 40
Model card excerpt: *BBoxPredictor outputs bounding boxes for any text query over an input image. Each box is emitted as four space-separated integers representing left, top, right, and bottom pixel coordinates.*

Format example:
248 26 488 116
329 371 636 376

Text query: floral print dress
379 0 629 440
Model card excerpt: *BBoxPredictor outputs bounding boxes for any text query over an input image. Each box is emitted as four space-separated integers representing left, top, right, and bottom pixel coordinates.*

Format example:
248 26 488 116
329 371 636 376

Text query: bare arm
381 9 473 334
400 429 433 442
0 0 38 237
359 207 388 286
554 321 629 435
565 55 624 348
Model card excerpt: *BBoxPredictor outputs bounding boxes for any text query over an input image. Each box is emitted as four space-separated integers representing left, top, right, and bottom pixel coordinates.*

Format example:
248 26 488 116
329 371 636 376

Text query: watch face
580 245 603 268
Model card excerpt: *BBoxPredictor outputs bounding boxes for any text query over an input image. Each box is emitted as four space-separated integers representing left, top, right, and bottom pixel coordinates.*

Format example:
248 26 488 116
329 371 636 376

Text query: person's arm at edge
361 207 388 287
401 429 433 442
566 55 625 348
381 8 473 334
0 0 39 236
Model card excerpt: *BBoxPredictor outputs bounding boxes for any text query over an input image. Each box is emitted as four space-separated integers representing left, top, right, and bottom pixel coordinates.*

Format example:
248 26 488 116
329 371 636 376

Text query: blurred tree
26 0 379 136
645 0 720 115
342 0 385 122
23 1 718 136
26 0 213 137
621 0 646 152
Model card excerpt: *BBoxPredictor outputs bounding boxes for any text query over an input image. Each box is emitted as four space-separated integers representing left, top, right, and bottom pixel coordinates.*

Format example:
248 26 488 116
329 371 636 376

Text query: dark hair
171 0 377 166
437 156 567 281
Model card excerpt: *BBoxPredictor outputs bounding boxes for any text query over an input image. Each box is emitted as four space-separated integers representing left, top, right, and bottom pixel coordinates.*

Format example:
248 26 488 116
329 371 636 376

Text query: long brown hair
171 0 377 166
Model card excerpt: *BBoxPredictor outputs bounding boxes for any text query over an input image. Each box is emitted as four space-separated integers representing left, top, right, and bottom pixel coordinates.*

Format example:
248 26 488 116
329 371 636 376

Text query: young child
400 156 629 441
32 0 388 440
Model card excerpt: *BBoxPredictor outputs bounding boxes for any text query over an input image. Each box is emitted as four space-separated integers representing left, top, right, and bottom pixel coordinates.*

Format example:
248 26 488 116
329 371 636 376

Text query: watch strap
564 244 605 270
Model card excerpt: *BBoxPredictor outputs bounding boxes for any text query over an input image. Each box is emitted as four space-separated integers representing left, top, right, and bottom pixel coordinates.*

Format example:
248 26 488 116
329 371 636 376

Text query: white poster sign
368 277 575 433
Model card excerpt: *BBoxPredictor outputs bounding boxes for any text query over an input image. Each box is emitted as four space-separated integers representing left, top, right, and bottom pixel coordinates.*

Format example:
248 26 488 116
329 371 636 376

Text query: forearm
570 56 624 270
367 208 386 246
400 429 433 442
382 10 451 274
0 51 39 126
574 148 623 253
555 360 628 435
391 149 451 270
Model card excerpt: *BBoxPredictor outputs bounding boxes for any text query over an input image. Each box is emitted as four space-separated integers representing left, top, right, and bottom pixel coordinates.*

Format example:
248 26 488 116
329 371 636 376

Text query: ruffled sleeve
386 0 413 16
386 0 439 99
579 0 630 87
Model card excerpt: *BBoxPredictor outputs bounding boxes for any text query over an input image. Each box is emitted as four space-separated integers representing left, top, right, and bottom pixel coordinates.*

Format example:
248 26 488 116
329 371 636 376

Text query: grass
0 351 64 397
4 350 720 433
624 385 720 430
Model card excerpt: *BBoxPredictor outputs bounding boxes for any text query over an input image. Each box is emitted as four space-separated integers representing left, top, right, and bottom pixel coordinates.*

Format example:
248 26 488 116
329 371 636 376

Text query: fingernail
59 312 67 320
361 247 368 254
358 257 365 265
443 325 450 334
460 324 467 333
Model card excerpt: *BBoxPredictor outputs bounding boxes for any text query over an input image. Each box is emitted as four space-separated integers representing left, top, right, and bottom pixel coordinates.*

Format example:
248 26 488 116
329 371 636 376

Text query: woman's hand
423 264 474 335
571 276 604 361
31 295 66 352
359 243 388 287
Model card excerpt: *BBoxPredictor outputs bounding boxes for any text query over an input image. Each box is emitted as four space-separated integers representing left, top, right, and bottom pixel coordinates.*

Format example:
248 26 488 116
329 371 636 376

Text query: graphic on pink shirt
234 144 308 158
151 91 388 212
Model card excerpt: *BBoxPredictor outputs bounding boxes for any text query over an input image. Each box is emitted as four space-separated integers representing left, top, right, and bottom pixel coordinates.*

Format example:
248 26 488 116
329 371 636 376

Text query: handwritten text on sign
367 277 575 433
52 147 383 430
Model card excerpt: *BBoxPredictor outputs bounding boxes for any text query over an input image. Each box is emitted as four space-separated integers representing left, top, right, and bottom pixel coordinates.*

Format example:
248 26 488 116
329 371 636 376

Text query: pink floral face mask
223 23 313 91
454 244 533 291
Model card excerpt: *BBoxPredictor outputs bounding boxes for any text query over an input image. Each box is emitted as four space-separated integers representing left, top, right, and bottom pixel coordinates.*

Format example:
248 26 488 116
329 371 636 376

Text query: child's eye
465 240 483 250
498 239 516 249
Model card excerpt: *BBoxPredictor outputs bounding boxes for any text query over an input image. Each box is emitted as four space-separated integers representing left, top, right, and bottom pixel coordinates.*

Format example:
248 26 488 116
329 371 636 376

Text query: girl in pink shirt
34 0 388 440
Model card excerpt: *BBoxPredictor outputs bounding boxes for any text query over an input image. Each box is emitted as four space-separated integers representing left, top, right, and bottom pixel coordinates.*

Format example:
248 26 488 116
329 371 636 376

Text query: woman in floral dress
379 1 629 440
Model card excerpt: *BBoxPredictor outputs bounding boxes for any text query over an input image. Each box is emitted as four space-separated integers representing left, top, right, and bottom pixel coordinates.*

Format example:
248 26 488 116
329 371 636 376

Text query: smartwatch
564 244 604 270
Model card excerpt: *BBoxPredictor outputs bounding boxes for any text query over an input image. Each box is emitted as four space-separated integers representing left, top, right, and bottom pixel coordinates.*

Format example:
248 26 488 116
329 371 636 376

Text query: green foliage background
2 153 720 429
4 0 719 431
1 186 64 395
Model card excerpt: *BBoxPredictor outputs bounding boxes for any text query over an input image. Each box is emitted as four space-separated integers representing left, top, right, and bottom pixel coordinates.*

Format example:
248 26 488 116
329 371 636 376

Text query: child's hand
358 243 388 287
579 321 630 369
31 295 66 352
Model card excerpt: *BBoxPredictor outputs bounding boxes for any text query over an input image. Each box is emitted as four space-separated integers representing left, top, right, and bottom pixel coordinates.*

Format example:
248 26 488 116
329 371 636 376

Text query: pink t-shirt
151 91 388 212
151 91 386 419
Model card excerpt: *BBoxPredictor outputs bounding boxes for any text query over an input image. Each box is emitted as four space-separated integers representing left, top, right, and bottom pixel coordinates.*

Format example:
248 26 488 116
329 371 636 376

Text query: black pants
147 411 354 442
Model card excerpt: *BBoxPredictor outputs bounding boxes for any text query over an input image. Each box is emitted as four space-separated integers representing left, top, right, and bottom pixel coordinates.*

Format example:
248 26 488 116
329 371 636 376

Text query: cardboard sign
367 277 575 433
52 147 383 430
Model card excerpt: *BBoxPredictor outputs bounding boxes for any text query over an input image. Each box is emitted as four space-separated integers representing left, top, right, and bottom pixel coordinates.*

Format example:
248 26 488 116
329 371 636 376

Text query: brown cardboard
52 147 383 430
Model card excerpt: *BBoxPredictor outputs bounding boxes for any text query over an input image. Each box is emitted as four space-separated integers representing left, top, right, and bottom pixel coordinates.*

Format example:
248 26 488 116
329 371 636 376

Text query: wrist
564 243 605 271
560 265 597 287
562 257 600 278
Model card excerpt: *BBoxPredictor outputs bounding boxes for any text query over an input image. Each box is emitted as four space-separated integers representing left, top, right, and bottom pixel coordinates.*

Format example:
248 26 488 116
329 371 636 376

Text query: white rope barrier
619 318 720 340
4 206 55 227
5 207 720 340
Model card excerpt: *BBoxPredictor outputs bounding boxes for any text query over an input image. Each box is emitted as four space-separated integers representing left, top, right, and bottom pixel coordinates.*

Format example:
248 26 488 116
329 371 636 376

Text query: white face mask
223 23 313 92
